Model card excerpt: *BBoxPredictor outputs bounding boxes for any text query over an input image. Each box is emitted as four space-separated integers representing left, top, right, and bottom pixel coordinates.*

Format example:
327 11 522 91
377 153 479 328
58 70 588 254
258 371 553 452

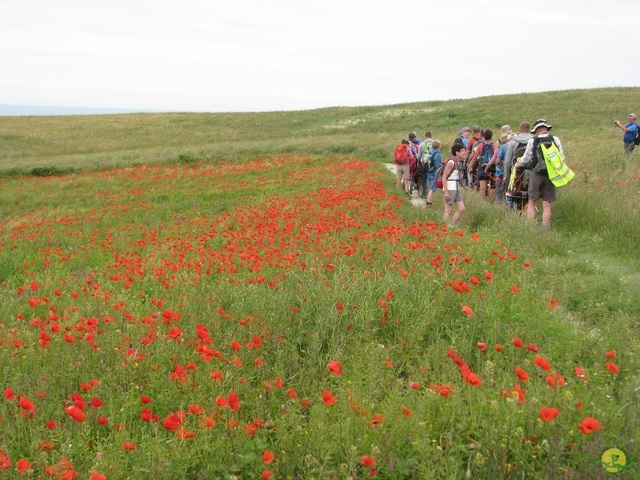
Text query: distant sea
0 105 161 116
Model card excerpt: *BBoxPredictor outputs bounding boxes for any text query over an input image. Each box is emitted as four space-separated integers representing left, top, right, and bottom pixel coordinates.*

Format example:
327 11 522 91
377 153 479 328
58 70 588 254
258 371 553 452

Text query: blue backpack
480 141 494 165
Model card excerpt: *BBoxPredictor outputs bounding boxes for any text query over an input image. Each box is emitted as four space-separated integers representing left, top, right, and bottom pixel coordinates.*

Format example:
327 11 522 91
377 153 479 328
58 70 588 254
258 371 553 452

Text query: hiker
443 144 467 226
468 129 495 200
395 139 414 195
424 140 442 208
454 127 472 148
465 127 484 189
408 132 421 156
614 113 638 154
504 122 533 209
516 119 568 228
487 127 515 205
418 132 434 197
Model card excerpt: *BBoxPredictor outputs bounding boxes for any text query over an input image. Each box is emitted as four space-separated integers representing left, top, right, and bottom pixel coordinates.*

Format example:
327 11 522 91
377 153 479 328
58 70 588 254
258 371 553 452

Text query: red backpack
394 144 410 165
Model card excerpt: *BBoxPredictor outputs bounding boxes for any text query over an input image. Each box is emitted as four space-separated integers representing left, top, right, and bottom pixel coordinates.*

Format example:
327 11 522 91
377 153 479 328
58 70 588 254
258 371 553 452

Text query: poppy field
0 154 638 479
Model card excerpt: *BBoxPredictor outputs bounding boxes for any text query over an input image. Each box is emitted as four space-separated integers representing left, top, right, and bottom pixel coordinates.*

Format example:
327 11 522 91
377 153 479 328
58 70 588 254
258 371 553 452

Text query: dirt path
384 163 427 208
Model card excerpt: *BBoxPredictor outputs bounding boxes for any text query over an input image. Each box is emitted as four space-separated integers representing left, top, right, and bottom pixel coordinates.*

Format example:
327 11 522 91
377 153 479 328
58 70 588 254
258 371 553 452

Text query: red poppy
476 342 487 352
578 417 602 434
261 471 273 480
322 390 336 406
515 367 529 383
513 337 524 348
409 381 421 390
461 305 473 316
0 450 9 470
495 344 504 352
533 356 551 371
328 361 343 376
574 366 588 382
140 395 152 404
3 388 15 401
65 406 86 422
90 471 107 480
545 371 566 388
16 458 32 473
539 407 560 422
228 390 240 411
121 442 136 451
549 297 558 311
263 450 274 464
605 362 620 374
604 350 616 358
361 455 376 467
17 396 35 412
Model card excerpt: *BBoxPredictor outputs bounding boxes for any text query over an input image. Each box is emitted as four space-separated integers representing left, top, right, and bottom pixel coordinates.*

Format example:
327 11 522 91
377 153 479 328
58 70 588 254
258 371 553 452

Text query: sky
1 0 639 113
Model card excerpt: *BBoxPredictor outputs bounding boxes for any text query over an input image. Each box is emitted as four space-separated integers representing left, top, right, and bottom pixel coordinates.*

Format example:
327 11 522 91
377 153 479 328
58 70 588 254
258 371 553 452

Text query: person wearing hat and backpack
515 119 567 228
614 113 638 154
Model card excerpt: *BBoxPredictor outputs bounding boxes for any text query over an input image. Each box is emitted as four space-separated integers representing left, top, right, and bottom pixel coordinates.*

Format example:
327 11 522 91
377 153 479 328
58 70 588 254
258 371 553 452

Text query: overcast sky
1 0 638 113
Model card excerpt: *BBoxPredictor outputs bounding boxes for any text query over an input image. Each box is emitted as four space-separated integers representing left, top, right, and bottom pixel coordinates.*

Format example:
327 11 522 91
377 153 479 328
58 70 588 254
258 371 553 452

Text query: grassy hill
0 87 639 478
1 87 639 173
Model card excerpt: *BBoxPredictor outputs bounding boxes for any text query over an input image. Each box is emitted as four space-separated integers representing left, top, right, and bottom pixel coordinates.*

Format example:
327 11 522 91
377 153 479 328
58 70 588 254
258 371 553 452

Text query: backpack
634 126 640 146
394 144 410 165
452 136 465 149
435 158 458 189
423 151 434 172
480 141 494 165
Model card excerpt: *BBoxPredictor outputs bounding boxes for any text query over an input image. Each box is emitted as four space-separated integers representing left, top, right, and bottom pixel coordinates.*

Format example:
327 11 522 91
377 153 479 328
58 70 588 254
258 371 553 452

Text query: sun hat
460 127 472 134
629 113 637 119
531 119 552 133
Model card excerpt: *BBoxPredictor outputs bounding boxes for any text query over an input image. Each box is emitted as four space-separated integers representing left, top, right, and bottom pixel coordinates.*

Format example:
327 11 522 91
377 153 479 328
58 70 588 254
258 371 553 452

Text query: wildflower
461 305 473 316
515 367 529 383
228 390 240 411
16 458 32 473
328 361 343 376
65 406 86 422
476 342 487 353
545 371 566 388
17 396 35 412
322 390 336 406
549 297 558 311
90 471 107 480
263 450 274 464
140 395 152 404
409 381 421 390
3 388 15 401
578 417 602 434
539 407 560 422
361 455 376 467
121 442 136 451
513 337 524 348
605 362 620 374
604 350 616 358
261 471 273 480
574 366 588 382
533 356 551 371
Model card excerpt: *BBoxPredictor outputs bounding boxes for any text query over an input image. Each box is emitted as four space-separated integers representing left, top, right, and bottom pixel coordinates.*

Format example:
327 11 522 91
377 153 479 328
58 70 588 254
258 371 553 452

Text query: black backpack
634 126 640 146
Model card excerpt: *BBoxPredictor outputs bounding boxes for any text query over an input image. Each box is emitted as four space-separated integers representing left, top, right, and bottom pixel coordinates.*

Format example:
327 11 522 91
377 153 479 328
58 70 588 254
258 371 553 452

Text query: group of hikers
395 119 580 227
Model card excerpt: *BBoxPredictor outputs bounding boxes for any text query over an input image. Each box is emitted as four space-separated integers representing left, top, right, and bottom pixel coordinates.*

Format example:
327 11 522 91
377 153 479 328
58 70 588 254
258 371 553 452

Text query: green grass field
0 88 638 479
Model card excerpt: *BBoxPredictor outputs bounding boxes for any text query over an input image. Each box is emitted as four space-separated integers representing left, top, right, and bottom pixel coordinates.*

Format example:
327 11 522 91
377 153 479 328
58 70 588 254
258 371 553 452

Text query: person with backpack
453 127 472 149
443 144 467 226
418 132 434 197
424 140 442 208
504 122 533 209
394 139 414 195
614 113 638 154
468 129 495 200
487 129 515 205
516 119 570 228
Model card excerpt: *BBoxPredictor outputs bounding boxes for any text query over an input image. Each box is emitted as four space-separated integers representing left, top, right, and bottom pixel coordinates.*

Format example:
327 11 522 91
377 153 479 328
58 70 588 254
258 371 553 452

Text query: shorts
396 163 410 181
528 170 557 202
444 188 463 205
427 171 437 192
477 164 489 181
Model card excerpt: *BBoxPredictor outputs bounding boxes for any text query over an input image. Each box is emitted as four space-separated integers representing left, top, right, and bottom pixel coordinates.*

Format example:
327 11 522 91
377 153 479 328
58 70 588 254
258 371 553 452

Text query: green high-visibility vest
540 140 574 187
